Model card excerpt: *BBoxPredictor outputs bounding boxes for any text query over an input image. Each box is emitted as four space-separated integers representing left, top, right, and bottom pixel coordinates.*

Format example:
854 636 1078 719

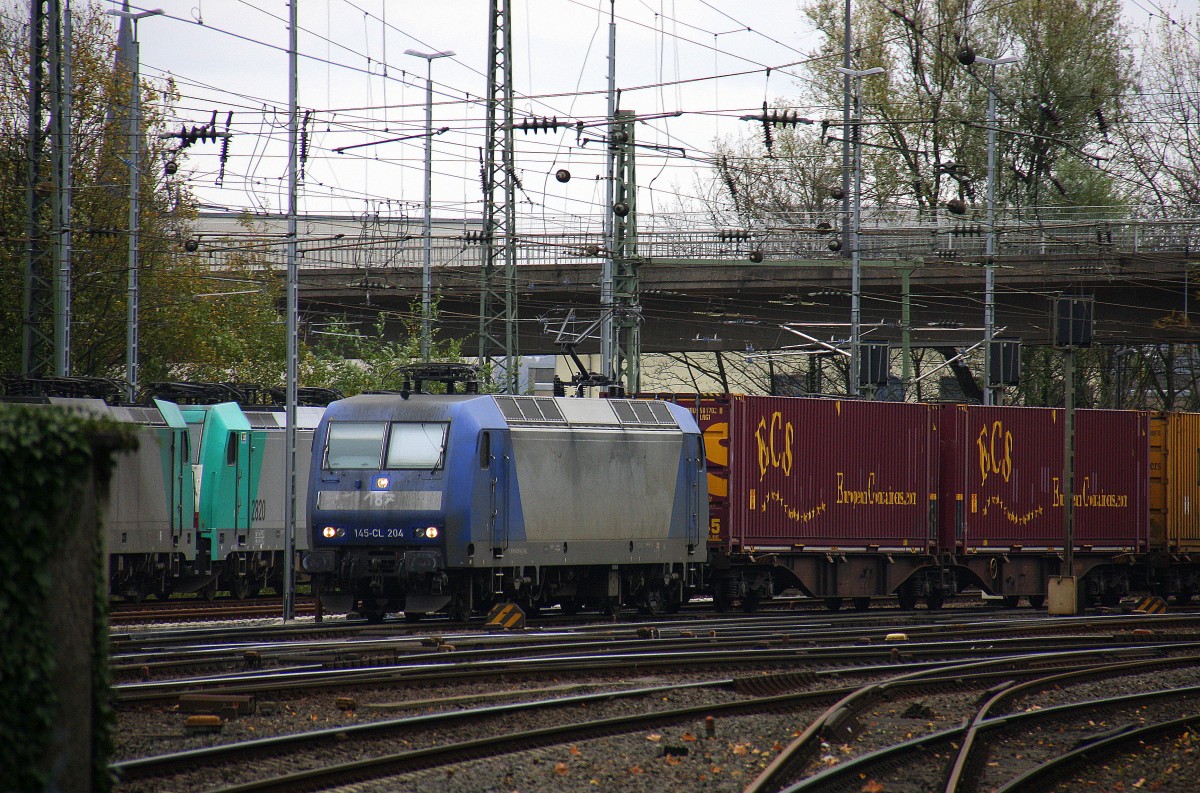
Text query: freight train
304 387 1200 619
3 379 328 601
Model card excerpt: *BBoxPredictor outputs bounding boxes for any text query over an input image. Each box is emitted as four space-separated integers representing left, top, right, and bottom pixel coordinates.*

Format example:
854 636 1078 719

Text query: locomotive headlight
322 526 344 539
417 526 439 539
373 476 390 490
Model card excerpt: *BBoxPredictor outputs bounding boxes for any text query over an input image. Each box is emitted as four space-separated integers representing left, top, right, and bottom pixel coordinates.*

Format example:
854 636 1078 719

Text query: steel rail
763 667 1200 791
742 648 1200 793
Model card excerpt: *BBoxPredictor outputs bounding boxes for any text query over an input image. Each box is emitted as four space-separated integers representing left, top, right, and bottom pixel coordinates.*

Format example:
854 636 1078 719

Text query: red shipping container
939 405 1148 552
726 396 939 551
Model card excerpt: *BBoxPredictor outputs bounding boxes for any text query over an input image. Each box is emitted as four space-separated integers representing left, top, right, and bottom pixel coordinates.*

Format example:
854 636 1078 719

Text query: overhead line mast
480 0 519 393
24 0 71 378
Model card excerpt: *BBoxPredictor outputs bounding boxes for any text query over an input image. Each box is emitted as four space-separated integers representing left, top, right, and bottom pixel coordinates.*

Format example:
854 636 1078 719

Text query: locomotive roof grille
495 396 567 424
612 399 677 427
243 411 283 428
125 406 169 426
495 395 679 429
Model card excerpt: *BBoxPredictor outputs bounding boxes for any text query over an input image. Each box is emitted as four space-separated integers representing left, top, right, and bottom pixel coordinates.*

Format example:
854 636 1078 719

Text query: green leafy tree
796 0 1132 215
303 299 465 396
0 3 287 389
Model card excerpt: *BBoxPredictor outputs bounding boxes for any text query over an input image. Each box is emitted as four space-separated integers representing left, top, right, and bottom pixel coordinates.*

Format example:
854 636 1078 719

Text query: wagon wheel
896 590 917 611
825 597 843 612
852 597 871 612
1002 595 1021 609
197 581 218 601
925 593 945 610
1027 594 1046 609
559 598 580 616
740 594 761 613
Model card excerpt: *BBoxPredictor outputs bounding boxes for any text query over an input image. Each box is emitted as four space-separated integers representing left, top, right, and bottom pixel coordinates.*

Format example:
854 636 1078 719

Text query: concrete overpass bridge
246 211 1199 359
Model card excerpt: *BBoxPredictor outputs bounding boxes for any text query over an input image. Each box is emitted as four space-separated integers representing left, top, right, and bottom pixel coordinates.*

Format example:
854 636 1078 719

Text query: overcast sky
111 0 837 222
109 0 1196 224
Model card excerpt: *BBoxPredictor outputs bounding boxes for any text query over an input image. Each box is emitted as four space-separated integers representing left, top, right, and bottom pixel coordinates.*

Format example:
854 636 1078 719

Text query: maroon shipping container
939 405 1148 552
726 396 939 551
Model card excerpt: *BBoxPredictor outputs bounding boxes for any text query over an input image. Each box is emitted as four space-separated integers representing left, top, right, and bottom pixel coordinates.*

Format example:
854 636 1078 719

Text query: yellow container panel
1148 415 1167 549
1165 412 1200 552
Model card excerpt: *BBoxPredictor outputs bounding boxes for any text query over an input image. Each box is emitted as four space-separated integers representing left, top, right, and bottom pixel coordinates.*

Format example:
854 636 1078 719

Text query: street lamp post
108 5 163 403
959 47 1019 405
404 49 455 361
833 65 884 396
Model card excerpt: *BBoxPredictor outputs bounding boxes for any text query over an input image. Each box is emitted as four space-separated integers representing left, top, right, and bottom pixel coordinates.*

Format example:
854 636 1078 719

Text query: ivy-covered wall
0 404 134 793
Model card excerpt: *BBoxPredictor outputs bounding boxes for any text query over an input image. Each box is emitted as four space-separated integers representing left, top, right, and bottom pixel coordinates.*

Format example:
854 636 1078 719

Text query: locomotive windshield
324 421 387 469
385 422 449 469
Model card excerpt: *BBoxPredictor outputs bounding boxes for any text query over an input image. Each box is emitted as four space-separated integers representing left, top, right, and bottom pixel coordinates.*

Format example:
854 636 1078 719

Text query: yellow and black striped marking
486 602 526 629
1133 596 1168 614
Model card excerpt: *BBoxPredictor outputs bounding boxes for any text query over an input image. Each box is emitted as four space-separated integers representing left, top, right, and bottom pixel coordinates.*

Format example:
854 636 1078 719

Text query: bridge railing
196 215 1200 271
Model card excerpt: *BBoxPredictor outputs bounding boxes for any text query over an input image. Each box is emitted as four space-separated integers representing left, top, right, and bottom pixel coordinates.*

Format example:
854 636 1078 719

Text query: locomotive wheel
447 595 471 622
403 612 423 623
229 576 252 600
638 589 664 616
559 598 580 616
362 607 387 623
825 597 843 612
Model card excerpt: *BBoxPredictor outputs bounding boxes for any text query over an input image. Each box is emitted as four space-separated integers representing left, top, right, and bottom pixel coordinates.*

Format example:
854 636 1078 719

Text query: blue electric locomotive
302 392 708 620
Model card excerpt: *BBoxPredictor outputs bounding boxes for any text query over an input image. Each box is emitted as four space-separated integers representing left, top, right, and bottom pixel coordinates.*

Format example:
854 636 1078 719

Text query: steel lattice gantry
478 0 519 393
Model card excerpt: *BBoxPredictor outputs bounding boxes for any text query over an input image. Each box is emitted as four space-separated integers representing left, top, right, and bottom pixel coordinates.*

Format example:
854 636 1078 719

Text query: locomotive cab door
153 399 194 556
688 433 705 552
482 430 510 558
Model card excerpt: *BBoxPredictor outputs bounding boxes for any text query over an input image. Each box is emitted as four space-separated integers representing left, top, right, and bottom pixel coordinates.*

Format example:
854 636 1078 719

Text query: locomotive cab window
325 422 387 469
386 422 449 470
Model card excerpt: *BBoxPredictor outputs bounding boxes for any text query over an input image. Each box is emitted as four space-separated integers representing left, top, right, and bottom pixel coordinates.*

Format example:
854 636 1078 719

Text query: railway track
109 611 1200 792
